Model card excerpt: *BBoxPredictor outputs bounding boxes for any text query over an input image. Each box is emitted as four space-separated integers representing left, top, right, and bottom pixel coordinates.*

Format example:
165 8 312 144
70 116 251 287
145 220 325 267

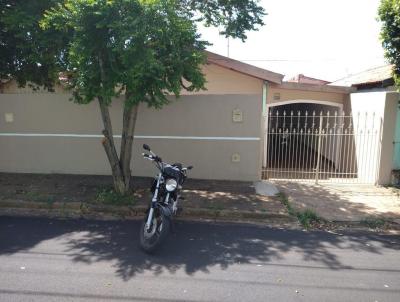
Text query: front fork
145 173 161 231
172 193 179 214
145 175 180 231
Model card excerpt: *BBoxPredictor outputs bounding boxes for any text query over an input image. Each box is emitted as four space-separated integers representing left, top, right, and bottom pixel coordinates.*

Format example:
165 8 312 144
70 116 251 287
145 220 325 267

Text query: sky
199 0 386 82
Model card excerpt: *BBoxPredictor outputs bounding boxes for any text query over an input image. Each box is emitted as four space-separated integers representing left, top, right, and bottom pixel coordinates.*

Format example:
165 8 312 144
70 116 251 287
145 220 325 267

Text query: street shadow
1 217 399 281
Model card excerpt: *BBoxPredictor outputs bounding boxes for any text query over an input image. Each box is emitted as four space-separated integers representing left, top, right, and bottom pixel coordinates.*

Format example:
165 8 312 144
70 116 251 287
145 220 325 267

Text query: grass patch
296 209 321 229
276 193 296 216
361 217 386 229
276 193 321 229
95 187 135 206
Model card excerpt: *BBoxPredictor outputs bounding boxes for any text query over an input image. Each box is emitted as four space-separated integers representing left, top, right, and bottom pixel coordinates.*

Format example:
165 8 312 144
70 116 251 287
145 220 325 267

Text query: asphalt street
0 216 399 302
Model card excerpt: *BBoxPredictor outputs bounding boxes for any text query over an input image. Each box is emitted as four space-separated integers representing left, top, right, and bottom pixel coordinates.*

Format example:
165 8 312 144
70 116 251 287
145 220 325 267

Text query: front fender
159 204 173 218
145 204 172 218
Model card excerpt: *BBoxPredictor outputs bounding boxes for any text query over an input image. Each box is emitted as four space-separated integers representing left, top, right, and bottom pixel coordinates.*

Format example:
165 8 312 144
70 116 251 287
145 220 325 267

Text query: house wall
394 100 400 171
268 87 346 106
379 92 399 184
0 64 264 181
349 91 399 185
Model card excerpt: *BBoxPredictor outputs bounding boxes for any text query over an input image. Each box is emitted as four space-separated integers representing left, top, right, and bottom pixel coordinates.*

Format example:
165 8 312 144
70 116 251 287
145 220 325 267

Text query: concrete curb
0 199 295 224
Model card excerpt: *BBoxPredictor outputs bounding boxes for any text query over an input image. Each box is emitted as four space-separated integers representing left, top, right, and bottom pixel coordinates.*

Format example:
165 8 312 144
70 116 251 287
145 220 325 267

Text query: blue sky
199 0 386 82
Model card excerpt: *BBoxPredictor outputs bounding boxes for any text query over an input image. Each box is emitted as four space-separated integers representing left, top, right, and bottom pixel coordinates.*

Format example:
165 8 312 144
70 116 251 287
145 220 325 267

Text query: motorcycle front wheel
139 207 170 253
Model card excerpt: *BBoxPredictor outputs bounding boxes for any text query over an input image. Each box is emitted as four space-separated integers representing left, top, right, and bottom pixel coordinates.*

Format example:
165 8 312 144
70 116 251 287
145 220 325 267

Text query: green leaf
378 0 400 90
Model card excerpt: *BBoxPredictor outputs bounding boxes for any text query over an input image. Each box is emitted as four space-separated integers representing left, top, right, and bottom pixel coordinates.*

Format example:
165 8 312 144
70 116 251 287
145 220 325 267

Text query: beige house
0 52 397 184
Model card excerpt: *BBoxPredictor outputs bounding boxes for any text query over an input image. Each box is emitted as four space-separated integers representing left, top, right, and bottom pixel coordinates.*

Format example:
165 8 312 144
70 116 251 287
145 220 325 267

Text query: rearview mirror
143 144 150 151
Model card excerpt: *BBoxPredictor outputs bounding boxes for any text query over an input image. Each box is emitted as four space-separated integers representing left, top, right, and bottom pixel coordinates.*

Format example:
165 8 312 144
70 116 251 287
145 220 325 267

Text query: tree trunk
97 55 140 195
120 89 139 192
97 53 127 194
98 97 127 194
97 93 139 195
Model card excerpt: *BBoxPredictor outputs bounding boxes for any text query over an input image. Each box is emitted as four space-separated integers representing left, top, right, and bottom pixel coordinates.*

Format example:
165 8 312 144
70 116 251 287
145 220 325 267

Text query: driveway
274 181 400 221
1 216 400 301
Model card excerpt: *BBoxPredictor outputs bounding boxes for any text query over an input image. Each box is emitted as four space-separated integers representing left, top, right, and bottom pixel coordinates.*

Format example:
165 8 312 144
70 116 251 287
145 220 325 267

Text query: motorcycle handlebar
142 151 192 171
142 153 162 162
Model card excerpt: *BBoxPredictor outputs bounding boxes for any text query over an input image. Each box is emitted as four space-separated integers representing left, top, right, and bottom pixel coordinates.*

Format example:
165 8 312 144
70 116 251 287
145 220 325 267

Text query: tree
0 0 65 91
378 0 400 86
5 0 265 194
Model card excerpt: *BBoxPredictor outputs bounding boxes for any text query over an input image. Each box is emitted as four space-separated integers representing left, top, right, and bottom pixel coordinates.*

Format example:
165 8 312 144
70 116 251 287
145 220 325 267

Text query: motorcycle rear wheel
139 208 170 253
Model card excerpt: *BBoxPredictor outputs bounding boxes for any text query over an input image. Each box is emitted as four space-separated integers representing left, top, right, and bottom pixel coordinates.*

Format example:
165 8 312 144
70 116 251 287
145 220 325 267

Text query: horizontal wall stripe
135 135 260 141
0 133 260 141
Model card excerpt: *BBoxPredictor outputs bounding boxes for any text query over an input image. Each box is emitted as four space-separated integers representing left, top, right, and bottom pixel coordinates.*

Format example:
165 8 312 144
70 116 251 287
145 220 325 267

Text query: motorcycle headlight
165 179 178 192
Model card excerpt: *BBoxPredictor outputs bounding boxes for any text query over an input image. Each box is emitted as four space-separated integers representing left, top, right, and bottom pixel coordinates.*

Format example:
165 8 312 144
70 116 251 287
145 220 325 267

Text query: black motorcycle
140 144 193 253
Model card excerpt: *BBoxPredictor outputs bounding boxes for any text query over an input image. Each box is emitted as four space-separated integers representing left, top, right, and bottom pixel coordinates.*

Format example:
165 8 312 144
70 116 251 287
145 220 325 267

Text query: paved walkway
0 173 288 221
273 181 400 222
3 173 399 224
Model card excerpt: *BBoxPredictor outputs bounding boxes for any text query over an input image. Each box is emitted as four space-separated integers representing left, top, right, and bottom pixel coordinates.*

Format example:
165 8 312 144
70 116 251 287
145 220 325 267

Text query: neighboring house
332 65 395 90
332 65 400 184
287 74 331 85
0 53 397 185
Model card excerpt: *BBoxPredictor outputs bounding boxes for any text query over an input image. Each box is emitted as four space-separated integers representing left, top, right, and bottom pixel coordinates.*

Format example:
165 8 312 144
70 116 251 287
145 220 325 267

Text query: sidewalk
273 180 400 222
3 173 399 229
0 173 291 223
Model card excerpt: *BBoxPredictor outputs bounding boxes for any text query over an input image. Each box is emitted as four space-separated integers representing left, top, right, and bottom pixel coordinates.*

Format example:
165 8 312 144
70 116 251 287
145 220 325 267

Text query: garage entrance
262 100 382 184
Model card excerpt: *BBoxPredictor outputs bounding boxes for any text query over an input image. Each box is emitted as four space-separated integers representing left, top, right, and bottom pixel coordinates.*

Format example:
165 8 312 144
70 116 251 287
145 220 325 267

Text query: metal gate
262 108 382 184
